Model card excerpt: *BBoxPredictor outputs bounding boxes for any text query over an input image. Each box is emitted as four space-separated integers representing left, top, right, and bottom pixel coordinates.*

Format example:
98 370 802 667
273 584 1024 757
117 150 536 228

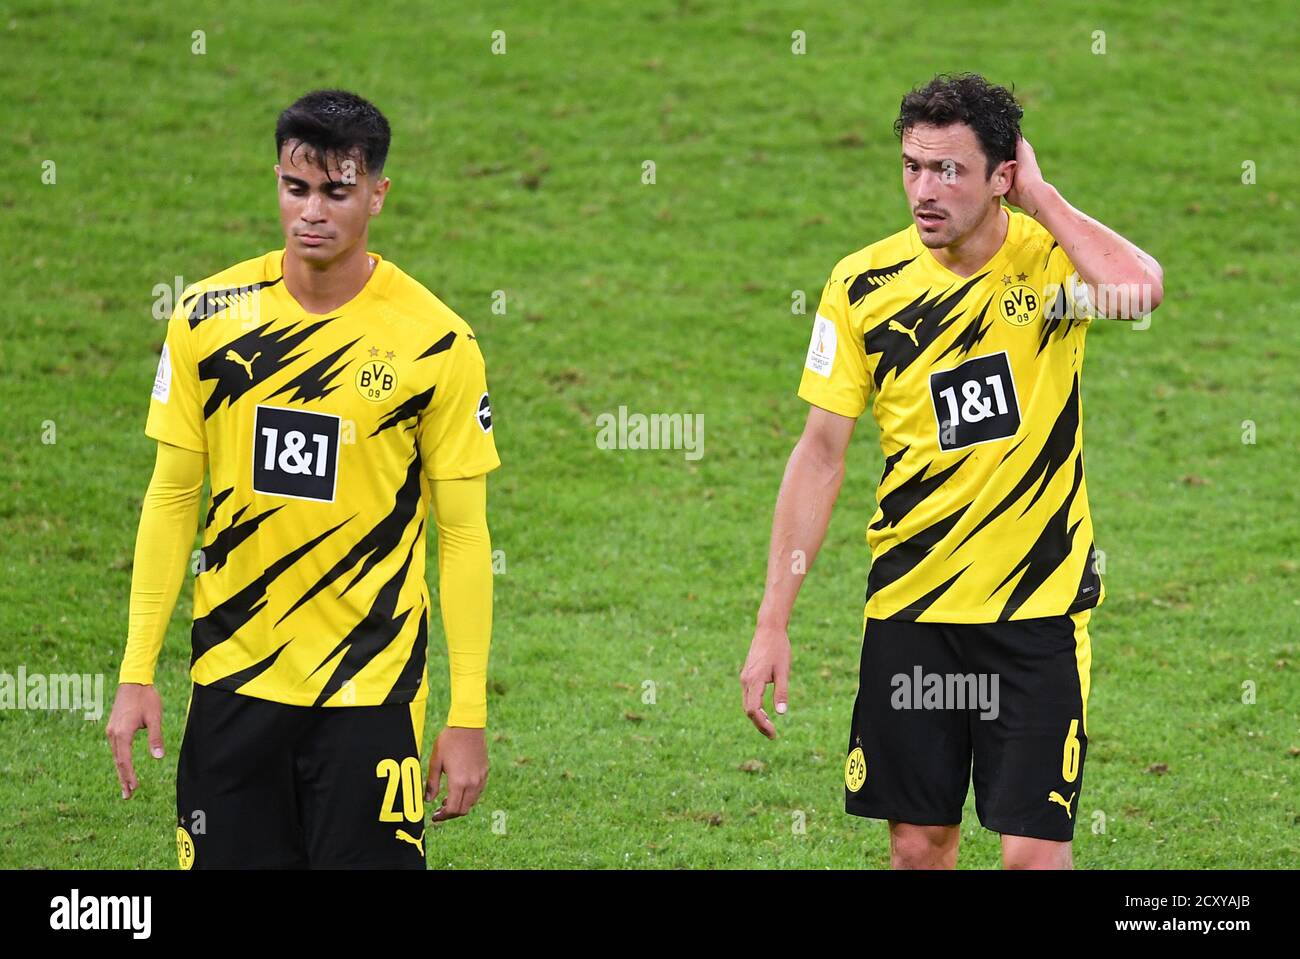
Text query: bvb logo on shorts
355 359 398 402
176 826 195 870
998 284 1040 327
845 746 867 793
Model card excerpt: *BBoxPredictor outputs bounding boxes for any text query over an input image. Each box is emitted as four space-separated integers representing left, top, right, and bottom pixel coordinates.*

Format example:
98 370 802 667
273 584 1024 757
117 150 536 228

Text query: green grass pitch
0 0 1296 868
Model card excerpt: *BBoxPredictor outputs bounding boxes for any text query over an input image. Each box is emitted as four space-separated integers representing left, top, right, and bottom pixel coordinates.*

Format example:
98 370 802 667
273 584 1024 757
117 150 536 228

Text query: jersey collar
271 249 394 317
912 207 1020 285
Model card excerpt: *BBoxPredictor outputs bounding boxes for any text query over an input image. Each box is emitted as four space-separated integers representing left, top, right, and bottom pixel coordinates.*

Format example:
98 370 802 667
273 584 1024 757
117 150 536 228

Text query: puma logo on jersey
888 317 921 347
395 828 424 855
225 349 261 379
1047 790 1076 818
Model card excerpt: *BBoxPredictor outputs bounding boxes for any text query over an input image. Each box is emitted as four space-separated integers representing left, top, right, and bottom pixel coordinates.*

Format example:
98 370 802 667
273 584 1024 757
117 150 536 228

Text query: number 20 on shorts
376 756 424 823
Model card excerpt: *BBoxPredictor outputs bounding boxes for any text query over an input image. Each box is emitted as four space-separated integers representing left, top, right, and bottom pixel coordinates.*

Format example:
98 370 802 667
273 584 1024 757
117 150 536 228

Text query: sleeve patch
151 342 172 403
804 313 837 378
1067 270 1094 320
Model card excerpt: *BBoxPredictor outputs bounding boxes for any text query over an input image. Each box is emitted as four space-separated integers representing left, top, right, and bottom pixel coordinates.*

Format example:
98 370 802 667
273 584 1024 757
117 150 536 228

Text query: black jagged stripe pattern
308 517 424 706
416 330 457 360
273 453 424 627
864 273 986 390
948 372 1081 556
198 318 334 419
183 277 283 327
370 385 435 437
992 452 1086 621
870 453 972 532
200 503 285 574
207 640 292 692
846 257 917 304
866 505 970 596
266 336 362 404
189 518 352 667
204 487 233 530
934 296 995 364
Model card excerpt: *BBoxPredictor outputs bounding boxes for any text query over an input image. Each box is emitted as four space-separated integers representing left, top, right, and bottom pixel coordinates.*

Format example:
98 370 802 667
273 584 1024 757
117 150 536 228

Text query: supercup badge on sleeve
1067 270 1095 321
151 342 172 403
804 313 837 378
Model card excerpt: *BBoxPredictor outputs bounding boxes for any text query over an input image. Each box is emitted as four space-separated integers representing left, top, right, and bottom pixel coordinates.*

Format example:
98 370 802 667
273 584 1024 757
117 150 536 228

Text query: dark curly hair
275 89 391 178
894 73 1023 178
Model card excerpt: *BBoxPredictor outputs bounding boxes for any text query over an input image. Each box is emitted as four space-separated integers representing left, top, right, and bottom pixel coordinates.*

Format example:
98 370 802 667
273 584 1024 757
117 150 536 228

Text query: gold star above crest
385 350 396 361
1001 274 1012 286
1016 271 1029 282
368 346 379 357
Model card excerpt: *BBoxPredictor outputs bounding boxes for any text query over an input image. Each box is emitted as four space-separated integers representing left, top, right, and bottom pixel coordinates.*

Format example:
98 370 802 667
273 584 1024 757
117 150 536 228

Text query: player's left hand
1004 135 1049 217
426 726 488 822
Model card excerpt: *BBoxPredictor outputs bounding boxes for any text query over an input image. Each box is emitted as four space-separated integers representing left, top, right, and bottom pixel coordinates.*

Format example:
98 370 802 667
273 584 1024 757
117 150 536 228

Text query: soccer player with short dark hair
741 73 1163 869
106 90 500 868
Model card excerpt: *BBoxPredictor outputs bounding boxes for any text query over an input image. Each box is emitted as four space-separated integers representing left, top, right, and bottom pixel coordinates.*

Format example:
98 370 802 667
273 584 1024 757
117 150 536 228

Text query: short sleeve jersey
798 209 1103 623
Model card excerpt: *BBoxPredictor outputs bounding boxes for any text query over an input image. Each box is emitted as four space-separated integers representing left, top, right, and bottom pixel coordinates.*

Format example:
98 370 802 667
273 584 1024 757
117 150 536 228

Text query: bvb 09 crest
356 358 398 402
998 283 1040 327
845 747 866 792
176 826 195 869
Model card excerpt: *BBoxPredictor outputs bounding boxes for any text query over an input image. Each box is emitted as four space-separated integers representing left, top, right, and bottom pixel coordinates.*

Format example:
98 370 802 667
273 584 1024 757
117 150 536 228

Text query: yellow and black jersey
798 208 1103 623
146 250 499 707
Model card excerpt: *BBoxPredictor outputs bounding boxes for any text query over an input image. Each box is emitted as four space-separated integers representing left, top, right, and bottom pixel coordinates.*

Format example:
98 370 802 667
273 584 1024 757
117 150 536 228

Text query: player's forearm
432 476 493 728
1026 184 1164 316
755 439 845 630
119 443 205 685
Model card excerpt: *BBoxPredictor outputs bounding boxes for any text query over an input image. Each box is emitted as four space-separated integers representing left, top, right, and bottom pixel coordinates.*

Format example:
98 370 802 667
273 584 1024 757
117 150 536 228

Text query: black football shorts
175 683 428 869
843 611 1092 842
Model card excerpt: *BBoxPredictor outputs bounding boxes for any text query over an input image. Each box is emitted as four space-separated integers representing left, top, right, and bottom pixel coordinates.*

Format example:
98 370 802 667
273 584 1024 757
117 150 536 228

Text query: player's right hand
740 625 791 740
105 683 165 800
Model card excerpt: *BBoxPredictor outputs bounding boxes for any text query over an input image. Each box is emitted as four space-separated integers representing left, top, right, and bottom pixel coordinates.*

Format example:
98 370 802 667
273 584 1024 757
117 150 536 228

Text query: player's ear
991 159 1015 198
369 175 391 216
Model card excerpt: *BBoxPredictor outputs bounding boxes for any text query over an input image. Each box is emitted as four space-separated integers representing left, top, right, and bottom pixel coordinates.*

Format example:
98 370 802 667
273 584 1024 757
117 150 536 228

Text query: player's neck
282 244 376 315
929 204 1008 278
